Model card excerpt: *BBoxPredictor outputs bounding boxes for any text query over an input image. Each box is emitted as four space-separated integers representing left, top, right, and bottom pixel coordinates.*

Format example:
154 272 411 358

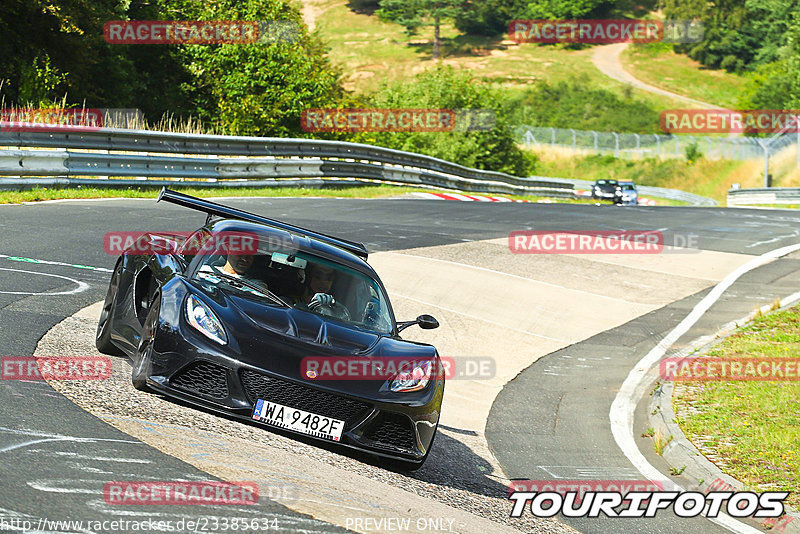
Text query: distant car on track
614 181 639 206
591 179 619 201
96 189 443 470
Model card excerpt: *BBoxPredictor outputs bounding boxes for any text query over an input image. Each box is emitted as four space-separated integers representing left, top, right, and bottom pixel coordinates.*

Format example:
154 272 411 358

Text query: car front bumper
143 321 443 464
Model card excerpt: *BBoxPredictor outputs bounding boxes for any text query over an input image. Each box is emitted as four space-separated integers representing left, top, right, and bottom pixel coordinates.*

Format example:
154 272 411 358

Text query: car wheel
96 259 124 356
131 293 160 392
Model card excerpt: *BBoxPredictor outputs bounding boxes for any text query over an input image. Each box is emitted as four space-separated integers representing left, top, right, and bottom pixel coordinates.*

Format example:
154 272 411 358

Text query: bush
354 65 535 176
167 0 344 136
502 75 661 133
685 142 703 164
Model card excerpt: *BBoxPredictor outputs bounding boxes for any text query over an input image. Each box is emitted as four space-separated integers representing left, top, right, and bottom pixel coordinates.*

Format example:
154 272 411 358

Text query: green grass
0 184 613 205
621 43 748 109
734 204 800 210
310 0 692 111
527 148 767 203
673 305 800 507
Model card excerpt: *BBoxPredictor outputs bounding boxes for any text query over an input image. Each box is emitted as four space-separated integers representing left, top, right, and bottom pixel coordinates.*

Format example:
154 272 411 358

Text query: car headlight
186 295 227 345
390 360 435 392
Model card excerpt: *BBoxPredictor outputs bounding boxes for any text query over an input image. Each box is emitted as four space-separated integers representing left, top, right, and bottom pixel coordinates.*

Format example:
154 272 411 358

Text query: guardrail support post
593 131 598 152
613 132 620 158
570 129 576 149
762 142 770 187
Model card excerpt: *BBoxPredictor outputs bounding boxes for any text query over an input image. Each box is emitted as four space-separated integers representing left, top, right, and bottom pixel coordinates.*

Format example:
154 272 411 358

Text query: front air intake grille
171 362 229 399
363 412 417 452
240 370 371 423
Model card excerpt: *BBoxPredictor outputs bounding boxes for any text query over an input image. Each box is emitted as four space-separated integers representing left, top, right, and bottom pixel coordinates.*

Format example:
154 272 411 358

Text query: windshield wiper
203 271 290 307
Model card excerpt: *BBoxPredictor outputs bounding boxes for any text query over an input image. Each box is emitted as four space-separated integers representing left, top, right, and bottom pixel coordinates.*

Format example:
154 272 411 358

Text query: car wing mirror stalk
397 314 439 333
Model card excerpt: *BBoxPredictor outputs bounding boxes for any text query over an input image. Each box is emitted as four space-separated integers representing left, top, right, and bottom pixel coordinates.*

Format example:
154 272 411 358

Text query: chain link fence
515 126 798 161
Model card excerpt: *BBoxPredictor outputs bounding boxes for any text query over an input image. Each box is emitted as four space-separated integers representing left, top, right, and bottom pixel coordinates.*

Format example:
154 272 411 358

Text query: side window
179 229 210 268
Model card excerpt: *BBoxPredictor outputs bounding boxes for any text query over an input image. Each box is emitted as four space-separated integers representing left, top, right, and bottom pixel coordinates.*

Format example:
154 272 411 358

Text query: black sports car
96 189 443 469
591 179 619 201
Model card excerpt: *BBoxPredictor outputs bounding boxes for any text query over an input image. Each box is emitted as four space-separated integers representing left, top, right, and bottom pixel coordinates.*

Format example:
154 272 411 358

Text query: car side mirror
397 314 439 333
417 314 439 329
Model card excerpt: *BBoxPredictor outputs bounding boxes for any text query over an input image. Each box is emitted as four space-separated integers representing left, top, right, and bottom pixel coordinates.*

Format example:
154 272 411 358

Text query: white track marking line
610 241 800 533
0 267 89 296
18 197 151 205
0 254 112 273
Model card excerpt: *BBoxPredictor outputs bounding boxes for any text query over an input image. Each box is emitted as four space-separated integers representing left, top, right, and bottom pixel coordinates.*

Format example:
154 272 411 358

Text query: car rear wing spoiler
157 188 369 260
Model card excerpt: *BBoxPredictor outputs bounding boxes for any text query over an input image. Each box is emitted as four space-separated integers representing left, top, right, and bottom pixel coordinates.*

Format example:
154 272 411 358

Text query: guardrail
0 125 574 197
543 177 718 206
727 187 800 206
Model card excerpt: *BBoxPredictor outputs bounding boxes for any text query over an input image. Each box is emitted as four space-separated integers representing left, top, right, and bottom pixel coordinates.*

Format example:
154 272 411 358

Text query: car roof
205 218 377 277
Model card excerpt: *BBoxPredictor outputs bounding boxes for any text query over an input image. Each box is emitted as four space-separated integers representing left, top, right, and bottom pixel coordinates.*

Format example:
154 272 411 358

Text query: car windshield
191 247 393 334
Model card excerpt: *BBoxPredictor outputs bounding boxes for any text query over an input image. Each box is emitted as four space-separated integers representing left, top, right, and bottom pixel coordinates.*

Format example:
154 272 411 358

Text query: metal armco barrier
728 187 800 206
0 125 574 197
543 176 718 206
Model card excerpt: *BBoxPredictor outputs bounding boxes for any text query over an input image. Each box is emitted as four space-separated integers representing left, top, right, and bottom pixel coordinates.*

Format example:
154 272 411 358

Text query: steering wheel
316 301 351 321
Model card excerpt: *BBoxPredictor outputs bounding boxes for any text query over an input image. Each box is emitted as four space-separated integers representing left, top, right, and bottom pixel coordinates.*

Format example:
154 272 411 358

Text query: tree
376 0 466 59
0 0 138 106
664 0 795 73
521 0 614 19
355 65 535 176
164 0 345 136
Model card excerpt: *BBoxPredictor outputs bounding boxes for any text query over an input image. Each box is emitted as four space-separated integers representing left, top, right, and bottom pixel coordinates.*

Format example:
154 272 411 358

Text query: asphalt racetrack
2 196 800 534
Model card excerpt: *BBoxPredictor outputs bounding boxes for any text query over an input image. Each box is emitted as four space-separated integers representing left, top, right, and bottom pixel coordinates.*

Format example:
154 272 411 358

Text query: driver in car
198 253 271 294
297 263 338 311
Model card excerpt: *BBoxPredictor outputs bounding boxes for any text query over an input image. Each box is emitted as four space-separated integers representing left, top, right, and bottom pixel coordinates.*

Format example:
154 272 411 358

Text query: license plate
252 399 344 442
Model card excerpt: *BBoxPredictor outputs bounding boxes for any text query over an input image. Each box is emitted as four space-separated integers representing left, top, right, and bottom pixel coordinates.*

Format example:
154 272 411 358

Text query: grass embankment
0 185 605 205
527 146 800 204
621 43 747 109
672 305 800 507
306 0 689 111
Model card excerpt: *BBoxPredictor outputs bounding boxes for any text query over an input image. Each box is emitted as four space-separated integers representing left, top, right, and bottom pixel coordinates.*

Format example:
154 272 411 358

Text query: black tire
131 293 160 392
96 259 124 356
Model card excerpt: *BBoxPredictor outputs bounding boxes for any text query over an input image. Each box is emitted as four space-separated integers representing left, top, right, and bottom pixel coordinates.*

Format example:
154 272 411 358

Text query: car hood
177 277 389 353
223 291 379 353
164 277 438 393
